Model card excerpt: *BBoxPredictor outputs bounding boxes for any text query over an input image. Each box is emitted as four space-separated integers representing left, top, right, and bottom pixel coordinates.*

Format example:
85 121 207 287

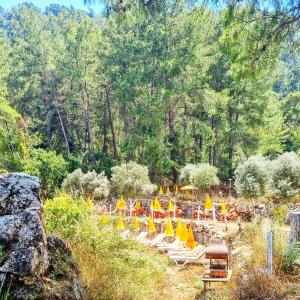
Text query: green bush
179 163 219 191
282 242 300 275
44 194 89 239
44 195 168 300
62 169 110 200
111 161 156 197
22 148 67 197
271 152 300 200
234 155 270 198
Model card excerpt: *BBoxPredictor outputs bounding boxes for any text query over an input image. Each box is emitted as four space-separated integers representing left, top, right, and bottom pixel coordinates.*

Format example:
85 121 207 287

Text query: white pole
173 203 176 221
212 203 216 225
129 199 133 219
109 204 112 215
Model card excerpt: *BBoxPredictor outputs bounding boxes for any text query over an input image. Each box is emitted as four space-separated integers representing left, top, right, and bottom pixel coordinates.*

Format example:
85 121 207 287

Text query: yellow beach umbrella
86 197 93 210
100 212 108 224
175 219 182 238
164 218 174 236
168 200 174 212
205 194 213 211
180 223 188 242
175 185 179 194
148 216 156 232
186 226 196 249
166 187 170 196
159 186 164 195
135 201 141 210
133 217 140 231
221 202 227 214
117 216 125 230
153 196 161 211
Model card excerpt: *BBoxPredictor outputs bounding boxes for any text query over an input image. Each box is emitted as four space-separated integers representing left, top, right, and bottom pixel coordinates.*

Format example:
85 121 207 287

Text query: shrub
44 196 168 300
271 152 300 200
234 155 270 198
111 161 156 197
179 163 199 184
44 194 89 239
22 148 67 197
179 163 219 191
190 163 219 190
282 242 300 275
62 169 110 200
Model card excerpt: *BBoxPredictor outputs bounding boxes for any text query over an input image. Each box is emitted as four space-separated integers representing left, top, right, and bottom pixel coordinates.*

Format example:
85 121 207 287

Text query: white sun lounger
120 229 131 239
167 244 205 256
156 238 182 252
141 233 166 246
135 231 148 241
169 247 208 266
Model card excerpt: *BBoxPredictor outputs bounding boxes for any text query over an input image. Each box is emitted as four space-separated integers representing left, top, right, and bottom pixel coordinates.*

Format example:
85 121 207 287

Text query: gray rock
0 173 83 299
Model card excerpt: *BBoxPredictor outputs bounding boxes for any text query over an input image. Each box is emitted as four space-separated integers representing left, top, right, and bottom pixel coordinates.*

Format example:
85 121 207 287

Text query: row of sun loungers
133 231 209 266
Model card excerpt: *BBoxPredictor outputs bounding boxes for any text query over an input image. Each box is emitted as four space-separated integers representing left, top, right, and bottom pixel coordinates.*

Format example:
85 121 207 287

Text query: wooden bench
202 269 232 292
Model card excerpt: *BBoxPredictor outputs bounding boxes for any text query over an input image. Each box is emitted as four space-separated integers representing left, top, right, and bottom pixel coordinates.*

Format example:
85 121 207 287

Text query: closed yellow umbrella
180 223 188 242
159 186 164 194
148 216 156 232
205 194 213 210
117 216 125 230
135 201 141 209
168 200 174 212
166 187 170 196
221 202 227 214
164 218 174 236
175 219 182 238
175 185 179 194
186 226 196 249
133 217 140 231
153 196 161 211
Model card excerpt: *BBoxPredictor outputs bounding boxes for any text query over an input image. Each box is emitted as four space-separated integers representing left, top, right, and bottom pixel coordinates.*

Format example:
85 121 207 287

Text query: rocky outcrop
0 173 83 299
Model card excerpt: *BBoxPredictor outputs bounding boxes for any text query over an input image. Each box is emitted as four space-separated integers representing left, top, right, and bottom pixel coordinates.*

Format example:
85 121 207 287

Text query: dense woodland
0 0 299 184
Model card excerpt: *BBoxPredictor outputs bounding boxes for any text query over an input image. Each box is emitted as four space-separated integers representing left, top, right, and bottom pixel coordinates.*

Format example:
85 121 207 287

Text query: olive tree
234 155 270 198
271 152 300 200
62 169 110 199
111 162 156 197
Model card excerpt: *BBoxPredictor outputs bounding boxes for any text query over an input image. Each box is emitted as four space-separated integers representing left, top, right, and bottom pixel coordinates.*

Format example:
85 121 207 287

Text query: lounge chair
167 244 205 256
141 233 166 246
169 246 208 266
156 238 182 252
135 231 148 241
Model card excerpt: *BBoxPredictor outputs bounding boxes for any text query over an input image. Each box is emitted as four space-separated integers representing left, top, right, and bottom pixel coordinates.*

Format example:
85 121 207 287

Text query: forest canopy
0 1 299 184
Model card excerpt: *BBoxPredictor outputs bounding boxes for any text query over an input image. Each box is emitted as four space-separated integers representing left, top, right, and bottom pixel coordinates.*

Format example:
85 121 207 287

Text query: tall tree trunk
54 99 70 155
82 83 96 166
104 85 118 160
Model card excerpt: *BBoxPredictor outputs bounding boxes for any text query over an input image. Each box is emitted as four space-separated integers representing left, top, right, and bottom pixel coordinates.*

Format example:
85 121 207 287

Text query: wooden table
202 270 232 292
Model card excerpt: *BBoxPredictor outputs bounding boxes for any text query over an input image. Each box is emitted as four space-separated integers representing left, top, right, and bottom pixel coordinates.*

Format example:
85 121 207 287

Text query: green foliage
44 195 168 300
44 194 89 239
234 155 270 198
273 204 288 225
282 242 300 275
179 163 219 190
271 152 300 200
111 162 157 197
62 169 110 199
22 149 68 197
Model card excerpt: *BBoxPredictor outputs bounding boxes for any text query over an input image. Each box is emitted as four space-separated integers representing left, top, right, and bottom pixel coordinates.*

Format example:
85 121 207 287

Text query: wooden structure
289 211 300 245
202 239 232 291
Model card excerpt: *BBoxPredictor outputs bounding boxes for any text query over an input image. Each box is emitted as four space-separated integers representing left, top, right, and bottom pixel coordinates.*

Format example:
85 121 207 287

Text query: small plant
282 242 300 275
